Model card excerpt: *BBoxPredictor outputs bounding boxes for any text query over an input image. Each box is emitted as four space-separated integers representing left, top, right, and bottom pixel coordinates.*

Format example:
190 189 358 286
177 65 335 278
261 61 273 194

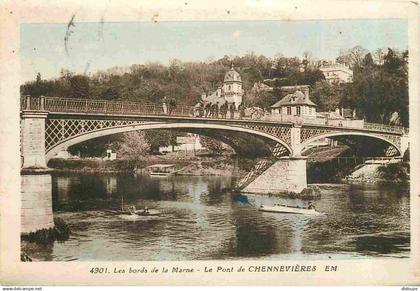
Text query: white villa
201 66 244 109
320 64 353 84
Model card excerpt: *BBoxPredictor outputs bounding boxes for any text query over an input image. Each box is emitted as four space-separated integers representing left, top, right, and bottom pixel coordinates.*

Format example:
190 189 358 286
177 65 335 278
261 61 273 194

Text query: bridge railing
21 96 194 117
307 156 403 164
363 122 409 135
21 95 408 134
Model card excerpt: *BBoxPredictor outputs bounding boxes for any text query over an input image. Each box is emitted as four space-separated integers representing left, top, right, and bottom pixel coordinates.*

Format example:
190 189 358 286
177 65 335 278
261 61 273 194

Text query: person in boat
142 207 150 215
128 205 137 215
308 202 315 210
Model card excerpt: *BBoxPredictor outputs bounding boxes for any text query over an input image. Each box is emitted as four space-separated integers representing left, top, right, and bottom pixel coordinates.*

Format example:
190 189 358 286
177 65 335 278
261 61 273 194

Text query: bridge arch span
299 131 402 157
46 121 293 161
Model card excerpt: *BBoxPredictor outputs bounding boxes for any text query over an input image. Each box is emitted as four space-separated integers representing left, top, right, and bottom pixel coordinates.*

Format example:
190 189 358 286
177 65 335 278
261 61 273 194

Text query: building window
287 106 291 115
296 106 301 116
228 85 231 90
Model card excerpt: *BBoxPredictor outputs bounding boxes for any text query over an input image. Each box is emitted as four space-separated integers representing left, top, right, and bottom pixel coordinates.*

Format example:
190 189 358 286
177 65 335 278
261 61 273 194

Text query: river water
32 173 409 261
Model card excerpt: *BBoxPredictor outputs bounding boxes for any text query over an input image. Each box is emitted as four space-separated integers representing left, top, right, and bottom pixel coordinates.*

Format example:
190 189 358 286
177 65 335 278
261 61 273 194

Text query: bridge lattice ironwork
21 96 408 158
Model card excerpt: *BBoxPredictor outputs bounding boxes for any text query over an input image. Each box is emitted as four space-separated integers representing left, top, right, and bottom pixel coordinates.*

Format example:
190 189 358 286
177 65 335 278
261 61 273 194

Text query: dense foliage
377 162 410 184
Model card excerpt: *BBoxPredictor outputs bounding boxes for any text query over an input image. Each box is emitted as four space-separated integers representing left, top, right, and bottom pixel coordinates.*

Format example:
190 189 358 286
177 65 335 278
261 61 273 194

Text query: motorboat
258 204 322 215
147 164 178 177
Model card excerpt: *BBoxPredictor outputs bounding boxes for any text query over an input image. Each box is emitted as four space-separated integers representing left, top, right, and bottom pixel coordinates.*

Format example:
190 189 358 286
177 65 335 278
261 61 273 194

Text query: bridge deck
21 95 408 135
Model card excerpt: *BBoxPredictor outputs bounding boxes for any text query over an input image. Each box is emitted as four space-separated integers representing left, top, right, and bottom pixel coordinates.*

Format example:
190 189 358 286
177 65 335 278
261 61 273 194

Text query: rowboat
105 208 161 217
127 205 161 216
258 204 322 215
128 209 161 216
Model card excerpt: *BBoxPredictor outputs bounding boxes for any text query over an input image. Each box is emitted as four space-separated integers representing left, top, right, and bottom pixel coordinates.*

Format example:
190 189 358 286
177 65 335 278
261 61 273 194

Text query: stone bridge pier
21 110 48 168
242 157 307 194
21 173 54 233
240 126 308 194
21 102 54 233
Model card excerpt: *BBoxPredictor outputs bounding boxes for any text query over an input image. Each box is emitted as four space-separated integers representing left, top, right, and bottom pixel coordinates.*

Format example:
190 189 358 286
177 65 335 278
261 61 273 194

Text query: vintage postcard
0 0 419 286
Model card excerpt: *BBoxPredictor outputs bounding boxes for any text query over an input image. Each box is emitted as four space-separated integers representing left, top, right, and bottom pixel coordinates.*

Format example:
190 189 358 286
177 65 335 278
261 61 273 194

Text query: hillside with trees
21 47 409 158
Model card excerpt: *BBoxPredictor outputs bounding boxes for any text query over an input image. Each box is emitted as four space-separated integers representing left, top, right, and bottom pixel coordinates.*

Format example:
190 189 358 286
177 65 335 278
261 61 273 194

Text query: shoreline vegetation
47 149 410 185
21 217 71 261
47 155 247 177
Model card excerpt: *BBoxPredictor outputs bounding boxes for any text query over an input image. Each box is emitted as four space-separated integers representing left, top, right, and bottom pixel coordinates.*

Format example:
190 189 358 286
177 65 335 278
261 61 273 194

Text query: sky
20 19 408 83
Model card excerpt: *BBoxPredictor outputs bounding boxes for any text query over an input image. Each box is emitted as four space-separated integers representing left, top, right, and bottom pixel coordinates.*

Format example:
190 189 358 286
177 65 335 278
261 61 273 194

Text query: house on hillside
270 85 317 118
320 63 353 84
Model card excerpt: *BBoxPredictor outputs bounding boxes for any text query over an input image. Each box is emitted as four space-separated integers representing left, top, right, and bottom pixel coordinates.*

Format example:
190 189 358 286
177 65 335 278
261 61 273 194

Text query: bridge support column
21 111 48 168
21 108 54 233
290 125 302 157
242 157 307 194
21 172 54 233
400 134 409 156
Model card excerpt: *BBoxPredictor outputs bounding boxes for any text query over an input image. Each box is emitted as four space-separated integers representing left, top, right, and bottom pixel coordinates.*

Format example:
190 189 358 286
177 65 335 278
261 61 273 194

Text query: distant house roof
271 90 317 108
252 82 273 92
320 64 353 75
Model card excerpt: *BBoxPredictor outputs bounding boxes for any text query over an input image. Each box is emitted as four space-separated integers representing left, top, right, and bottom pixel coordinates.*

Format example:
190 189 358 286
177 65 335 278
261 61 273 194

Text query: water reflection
36 173 411 261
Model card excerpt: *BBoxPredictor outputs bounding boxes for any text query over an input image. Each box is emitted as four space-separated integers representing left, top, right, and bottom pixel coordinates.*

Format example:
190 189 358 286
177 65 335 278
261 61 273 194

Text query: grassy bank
48 158 146 173
48 154 266 179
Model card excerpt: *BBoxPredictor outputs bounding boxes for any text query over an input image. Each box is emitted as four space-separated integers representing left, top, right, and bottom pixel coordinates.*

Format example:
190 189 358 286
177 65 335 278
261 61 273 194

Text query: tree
144 130 177 152
200 136 227 155
21 72 48 97
352 49 408 126
373 48 388 65
336 46 368 69
239 66 263 91
115 131 150 159
311 80 340 112
36 72 42 83
246 89 278 109
69 75 90 98
68 135 121 157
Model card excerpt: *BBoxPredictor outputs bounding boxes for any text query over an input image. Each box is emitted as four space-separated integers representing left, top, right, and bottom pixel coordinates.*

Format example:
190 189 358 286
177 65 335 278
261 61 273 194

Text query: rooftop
320 64 353 74
271 90 317 108
224 67 242 83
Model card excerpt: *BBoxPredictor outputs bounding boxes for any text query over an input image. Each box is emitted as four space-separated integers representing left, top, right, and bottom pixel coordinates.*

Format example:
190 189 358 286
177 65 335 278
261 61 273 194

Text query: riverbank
346 161 410 184
48 158 145 173
48 150 410 185
48 154 247 177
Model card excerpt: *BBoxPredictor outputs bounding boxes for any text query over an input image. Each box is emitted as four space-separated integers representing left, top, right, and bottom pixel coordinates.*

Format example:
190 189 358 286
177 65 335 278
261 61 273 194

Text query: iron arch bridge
20 96 408 168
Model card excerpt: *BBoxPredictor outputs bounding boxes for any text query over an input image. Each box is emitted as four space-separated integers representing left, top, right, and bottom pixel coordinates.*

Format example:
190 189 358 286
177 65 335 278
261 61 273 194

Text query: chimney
303 86 310 99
